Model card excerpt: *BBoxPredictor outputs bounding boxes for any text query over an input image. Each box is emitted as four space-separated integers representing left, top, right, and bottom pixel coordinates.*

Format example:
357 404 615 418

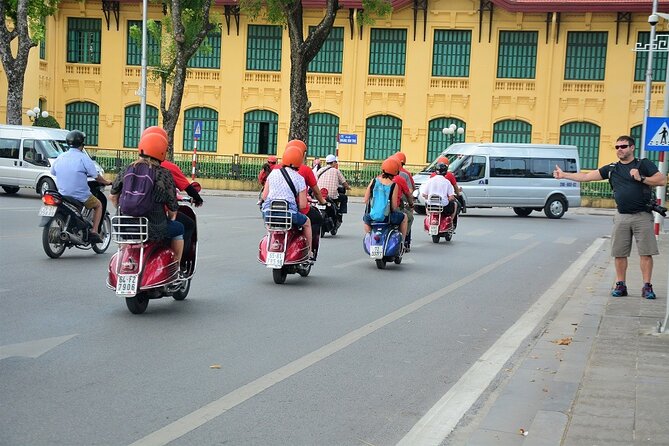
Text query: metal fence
88 148 620 198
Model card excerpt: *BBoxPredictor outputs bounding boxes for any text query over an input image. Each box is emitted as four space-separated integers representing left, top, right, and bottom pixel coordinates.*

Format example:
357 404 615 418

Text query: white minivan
412 143 581 219
0 124 103 195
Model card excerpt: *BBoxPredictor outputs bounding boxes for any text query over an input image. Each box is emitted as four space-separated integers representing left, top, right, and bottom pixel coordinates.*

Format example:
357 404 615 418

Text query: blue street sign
644 117 669 151
193 120 203 139
338 133 357 144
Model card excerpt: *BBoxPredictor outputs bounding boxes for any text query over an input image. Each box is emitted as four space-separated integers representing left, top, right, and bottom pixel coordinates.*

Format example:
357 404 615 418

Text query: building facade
2 0 669 168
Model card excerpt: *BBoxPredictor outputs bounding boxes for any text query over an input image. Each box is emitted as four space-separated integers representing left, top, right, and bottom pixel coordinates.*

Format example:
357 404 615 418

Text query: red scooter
258 200 312 284
423 194 455 243
106 200 198 314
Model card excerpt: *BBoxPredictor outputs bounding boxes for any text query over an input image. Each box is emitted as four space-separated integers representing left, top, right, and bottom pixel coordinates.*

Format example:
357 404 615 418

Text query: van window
491 157 526 177
0 138 20 159
451 155 486 182
37 139 64 158
530 158 578 177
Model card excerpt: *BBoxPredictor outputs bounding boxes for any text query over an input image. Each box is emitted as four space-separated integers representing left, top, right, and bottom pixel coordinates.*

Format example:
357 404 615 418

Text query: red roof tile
491 0 669 13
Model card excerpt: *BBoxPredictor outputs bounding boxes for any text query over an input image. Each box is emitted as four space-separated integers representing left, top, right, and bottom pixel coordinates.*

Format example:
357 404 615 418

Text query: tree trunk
0 0 36 125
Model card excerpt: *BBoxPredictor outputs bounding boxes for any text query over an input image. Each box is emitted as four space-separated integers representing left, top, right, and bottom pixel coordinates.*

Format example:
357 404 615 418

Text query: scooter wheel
126 292 149 314
330 227 338 236
297 263 311 277
273 268 287 284
431 235 440 244
394 256 402 265
375 259 387 269
172 278 191 301
444 233 452 242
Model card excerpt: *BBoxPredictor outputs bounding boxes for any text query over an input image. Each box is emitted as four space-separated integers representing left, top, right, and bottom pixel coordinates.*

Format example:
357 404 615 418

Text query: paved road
0 190 612 446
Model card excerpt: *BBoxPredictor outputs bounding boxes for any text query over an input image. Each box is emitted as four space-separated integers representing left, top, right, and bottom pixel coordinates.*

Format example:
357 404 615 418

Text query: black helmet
435 162 448 175
66 130 85 148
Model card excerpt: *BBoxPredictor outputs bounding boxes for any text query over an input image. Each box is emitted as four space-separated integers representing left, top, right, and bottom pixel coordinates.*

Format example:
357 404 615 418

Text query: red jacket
162 160 190 191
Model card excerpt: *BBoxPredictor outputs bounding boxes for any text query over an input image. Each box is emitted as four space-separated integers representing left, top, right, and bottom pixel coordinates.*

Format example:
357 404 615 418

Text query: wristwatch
639 175 646 183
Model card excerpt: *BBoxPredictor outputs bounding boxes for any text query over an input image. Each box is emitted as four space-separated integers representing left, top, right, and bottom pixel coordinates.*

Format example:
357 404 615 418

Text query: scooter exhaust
59 231 84 245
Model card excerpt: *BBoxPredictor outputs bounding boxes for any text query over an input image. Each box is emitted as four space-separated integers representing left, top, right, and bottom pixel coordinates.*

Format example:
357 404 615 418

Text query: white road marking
465 229 493 237
510 233 534 240
554 236 577 245
333 258 368 269
128 242 541 446
0 334 78 360
396 237 605 446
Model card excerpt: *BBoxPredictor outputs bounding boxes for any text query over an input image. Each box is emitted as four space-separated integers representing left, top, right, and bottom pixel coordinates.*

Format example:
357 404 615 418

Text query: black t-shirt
598 158 658 213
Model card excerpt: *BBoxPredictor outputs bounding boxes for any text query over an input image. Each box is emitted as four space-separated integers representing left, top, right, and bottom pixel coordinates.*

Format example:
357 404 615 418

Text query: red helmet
282 146 303 168
267 155 278 164
394 152 406 165
287 139 307 154
138 133 168 162
381 157 401 176
141 126 168 140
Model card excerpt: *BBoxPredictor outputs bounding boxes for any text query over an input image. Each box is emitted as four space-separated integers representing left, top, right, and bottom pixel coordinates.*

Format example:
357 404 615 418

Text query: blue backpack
119 163 156 217
368 178 395 222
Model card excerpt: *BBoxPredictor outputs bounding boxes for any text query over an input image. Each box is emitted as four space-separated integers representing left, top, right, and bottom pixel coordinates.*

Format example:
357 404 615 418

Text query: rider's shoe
89 232 103 244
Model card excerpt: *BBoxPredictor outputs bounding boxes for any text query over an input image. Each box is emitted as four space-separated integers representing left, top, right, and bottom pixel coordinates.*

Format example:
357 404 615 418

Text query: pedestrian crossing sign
644 117 669 151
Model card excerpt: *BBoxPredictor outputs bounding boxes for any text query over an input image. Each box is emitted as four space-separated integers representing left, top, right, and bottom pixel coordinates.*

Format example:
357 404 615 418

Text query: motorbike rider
49 129 111 243
420 162 457 220
140 126 203 256
392 153 414 251
287 139 326 261
316 154 351 215
431 156 466 215
258 155 279 186
261 146 312 253
363 157 408 240
110 132 185 266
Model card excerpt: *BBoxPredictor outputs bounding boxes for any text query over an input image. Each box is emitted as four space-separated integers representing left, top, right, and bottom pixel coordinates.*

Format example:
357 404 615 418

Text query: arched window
560 122 600 170
243 110 278 155
364 115 402 160
630 124 660 163
123 104 159 148
308 113 339 158
183 107 218 152
426 117 466 162
65 101 99 146
493 119 532 143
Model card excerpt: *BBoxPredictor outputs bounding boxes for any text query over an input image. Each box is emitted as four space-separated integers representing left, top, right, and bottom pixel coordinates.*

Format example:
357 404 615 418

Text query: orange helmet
381 157 401 176
282 146 303 168
287 139 307 154
138 133 168 162
394 152 406 165
437 156 450 165
141 126 168 140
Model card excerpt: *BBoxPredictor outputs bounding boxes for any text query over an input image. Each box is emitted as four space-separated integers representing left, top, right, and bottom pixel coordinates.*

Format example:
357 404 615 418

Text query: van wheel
513 207 533 217
544 196 566 219
37 178 56 196
2 186 19 194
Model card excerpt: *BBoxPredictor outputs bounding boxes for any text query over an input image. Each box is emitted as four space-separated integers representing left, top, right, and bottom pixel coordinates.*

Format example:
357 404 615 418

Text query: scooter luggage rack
111 216 149 244
264 200 292 230
426 195 444 213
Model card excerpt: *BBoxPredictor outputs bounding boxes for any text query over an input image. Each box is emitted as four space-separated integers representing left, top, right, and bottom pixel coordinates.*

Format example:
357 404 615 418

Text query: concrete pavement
447 233 669 445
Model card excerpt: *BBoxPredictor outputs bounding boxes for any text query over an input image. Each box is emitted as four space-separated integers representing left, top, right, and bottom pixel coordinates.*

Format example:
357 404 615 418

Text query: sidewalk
449 236 669 445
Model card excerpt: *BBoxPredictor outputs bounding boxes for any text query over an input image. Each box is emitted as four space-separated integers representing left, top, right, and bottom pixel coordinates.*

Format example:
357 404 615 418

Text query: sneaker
89 232 103 244
611 281 628 297
642 283 656 300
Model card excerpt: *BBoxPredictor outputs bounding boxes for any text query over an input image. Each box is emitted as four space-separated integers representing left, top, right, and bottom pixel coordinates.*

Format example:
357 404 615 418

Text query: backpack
119 163 156 217
368 178 396 221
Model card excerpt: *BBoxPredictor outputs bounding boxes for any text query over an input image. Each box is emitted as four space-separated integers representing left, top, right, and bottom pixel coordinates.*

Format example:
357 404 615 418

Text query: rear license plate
38 205 57 217
266 251 285 268
116 274 138 295
429 225 439 235
370 245 383 259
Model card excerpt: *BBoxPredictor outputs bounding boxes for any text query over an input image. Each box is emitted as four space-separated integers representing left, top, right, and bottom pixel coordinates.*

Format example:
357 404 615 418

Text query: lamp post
25 106 49 122
442 123 464 146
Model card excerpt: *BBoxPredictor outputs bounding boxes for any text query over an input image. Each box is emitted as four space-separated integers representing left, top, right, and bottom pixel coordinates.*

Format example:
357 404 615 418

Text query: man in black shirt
554 135 665 299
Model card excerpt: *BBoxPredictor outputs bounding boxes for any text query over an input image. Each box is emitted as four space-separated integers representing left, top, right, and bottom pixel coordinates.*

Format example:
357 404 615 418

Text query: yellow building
2 0 669 169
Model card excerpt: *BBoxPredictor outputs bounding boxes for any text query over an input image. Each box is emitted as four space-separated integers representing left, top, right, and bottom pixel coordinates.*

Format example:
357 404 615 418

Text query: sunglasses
614 144 630 149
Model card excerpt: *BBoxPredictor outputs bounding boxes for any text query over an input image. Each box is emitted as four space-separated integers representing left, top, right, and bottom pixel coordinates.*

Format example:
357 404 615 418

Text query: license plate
370 245 383 259
266 251 285 268
116 274 138 295
429 225 439 235
38 205 57 217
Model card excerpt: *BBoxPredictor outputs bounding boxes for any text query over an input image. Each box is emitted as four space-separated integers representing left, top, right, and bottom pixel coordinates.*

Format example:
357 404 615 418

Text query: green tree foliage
239 0 391 145
33 114 60 128
0 0 59 124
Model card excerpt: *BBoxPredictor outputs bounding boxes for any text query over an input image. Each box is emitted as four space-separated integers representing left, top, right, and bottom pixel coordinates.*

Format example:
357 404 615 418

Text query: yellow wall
2 0 669 167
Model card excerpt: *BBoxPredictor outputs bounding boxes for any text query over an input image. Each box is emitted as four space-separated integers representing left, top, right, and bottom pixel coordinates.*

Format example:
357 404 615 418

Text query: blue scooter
363 222 404 269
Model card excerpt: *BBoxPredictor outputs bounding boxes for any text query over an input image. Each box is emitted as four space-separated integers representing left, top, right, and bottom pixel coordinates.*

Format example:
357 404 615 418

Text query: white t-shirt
419 175 454 206
262 167 306 213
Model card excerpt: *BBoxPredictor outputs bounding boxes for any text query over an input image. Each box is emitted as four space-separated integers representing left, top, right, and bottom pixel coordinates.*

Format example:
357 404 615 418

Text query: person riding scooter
261 145 313 254
420 162 457 220
316 154 351 214
431 156 466 215
363 157 408 241
110 132 185 266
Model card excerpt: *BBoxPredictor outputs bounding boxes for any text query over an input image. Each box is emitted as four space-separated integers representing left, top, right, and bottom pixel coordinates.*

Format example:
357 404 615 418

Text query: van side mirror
35 153 44 163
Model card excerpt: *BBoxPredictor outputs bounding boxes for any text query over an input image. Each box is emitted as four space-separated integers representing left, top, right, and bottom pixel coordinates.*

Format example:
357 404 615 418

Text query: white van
412 143 581 219
0 124 103 195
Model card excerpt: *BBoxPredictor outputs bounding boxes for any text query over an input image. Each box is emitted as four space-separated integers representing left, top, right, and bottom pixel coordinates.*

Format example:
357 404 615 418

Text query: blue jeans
167 219 185 240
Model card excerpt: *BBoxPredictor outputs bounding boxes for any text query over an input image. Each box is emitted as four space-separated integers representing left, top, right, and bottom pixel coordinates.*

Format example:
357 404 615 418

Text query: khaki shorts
83 194 101 210
611 211 659 257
